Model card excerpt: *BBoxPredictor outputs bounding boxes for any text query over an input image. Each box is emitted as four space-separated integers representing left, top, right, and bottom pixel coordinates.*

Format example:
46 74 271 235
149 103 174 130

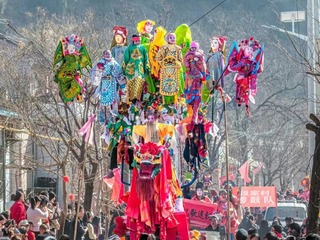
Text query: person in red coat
9 190 26 225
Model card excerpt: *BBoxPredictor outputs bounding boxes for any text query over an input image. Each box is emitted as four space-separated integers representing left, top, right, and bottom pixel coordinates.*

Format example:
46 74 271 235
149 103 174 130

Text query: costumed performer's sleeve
142 47 150 75
53 39 64 69
122 47 130 73
155 46 164 62
79 44 92 69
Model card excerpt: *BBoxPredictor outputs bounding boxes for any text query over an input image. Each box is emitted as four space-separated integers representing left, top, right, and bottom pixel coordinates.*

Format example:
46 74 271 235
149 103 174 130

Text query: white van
263 201 307 226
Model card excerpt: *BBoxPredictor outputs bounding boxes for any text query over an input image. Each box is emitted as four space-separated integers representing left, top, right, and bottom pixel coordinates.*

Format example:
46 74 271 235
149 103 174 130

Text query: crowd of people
0 189 105 240
183 180 317 240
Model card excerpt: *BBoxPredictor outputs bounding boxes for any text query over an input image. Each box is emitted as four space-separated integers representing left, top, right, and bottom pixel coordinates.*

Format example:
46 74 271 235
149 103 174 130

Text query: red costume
10 200 26 224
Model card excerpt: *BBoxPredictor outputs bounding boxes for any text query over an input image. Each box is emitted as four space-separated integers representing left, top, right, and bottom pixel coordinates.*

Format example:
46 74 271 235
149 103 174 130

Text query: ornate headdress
210 36 227 52
239 36 261 51
61 34 84 56
113 26 128 39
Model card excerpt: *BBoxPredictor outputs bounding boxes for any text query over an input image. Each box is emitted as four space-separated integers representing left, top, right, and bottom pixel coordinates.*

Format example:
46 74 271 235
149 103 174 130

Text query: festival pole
223 98 231 240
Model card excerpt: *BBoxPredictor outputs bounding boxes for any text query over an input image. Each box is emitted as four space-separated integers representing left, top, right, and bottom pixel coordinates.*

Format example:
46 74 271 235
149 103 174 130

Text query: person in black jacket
69 205 88 240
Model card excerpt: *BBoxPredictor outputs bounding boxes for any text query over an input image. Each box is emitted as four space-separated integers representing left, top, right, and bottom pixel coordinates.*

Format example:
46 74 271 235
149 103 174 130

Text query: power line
189 0 227 27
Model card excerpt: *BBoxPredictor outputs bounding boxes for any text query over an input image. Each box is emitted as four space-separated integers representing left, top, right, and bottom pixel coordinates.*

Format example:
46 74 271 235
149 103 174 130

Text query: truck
263 201 307 226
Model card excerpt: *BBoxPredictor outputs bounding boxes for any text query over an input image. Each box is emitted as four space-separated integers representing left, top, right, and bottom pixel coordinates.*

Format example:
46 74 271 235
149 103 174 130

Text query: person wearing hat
205 214 220 232
191 182 212 203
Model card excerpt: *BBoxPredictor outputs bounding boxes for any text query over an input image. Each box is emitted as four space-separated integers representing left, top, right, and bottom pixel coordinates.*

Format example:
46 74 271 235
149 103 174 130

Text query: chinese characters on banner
183 199 217 229
240 186 277 207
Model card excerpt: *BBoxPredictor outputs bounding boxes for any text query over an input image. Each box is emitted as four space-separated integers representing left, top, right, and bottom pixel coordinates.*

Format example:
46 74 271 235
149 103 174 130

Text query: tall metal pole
2 130 5 211
224 100 231 240
307 0 318 160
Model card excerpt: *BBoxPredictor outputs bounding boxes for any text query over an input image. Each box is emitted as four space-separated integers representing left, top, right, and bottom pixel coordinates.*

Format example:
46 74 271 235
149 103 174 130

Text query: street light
280 11 306 33
262 5 317 160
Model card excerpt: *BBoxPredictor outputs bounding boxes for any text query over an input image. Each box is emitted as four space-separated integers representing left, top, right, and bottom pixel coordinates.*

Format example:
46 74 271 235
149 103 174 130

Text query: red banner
240 186 277 207
183 199 217 229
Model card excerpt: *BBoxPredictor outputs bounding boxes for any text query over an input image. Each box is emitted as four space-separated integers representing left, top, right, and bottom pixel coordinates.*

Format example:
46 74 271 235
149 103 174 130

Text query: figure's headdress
61 34 83 56
113 26 128 40
239 36 261 51
190 41 199 50
210 36 227 53
136 20 155 33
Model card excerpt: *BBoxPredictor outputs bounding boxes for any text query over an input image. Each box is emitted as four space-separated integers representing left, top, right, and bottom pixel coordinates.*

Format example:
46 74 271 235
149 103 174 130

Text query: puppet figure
53 34 92 103
111 26 128 66
92 50 125 122
184 41 206 123
202 36 230 104
156 33 184 105
149 26 167 90
136 19 155 46
122 34 150 103
225 37 264 116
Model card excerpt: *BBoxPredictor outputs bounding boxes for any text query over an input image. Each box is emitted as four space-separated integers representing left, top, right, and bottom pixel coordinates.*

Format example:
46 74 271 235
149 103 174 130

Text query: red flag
238 160 251 183
252 162 264 175
219 173 235 186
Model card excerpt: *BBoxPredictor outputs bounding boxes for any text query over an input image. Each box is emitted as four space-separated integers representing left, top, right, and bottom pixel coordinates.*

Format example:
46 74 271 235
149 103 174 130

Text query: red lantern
301 177 310 189
63 175 70 183
68 194 75 201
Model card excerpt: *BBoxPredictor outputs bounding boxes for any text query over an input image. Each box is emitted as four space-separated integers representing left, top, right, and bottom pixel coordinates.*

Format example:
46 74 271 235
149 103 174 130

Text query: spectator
235 229 248 240
47 191 60 236
248 228 258 239
287 222 301 238
250 233 260 240
272 224 284 239
258 220 270 239
92 216 102 237
27 222 36 240
84 211 96 240
286 236 296 240
18 220 35 240
265 232 278 240
59 235 70 240
18 226 28 240
69 205 88 240
182 183 192 200
27 196 49 237
306 233 320 240
284 217 294 234
205 214 220 231
247 215 259 230
238 207 251 230
9 191 26 225
36 224 51 240
285 191 297 202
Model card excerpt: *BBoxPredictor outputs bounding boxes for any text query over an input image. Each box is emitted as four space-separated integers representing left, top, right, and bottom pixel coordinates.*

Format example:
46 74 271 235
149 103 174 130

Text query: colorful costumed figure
136 19 155 46
179 108 214 168
136 19 156 102
122 34 150 103
149 26 167 95
202 36 230 104
184 41 207 123
53 34 92 103
111 26 128 65
225 37 264 116
91 50 125 123
156 33 184 105
124 142 181 240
